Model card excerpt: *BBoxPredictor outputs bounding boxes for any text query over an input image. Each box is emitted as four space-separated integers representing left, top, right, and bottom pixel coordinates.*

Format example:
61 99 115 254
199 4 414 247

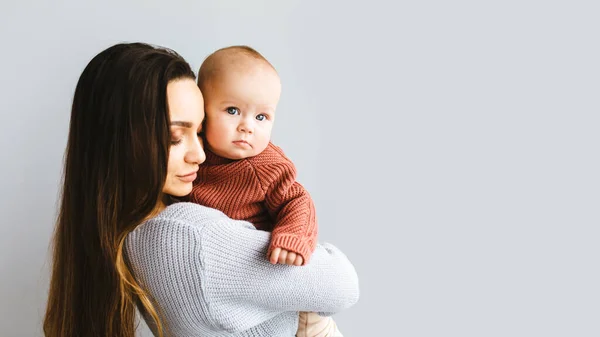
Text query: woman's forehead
167 79 205 127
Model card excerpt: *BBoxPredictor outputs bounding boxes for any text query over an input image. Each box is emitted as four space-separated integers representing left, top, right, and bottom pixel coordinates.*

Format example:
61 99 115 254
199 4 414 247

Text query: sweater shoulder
244 143 297 190
153 202 229 226
127 203 228 242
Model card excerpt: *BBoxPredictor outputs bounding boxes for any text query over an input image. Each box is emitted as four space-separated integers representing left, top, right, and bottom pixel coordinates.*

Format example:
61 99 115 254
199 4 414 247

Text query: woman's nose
186 137 206 165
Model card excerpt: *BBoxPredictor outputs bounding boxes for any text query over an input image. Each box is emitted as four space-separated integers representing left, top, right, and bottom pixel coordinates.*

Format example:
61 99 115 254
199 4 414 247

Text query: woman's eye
170 138 182 146
256 114 266 121
226 107 240 115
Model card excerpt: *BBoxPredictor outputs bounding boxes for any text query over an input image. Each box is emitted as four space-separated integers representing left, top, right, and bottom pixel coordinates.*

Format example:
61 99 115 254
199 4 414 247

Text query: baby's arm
266 174 317 265
252 151 318 265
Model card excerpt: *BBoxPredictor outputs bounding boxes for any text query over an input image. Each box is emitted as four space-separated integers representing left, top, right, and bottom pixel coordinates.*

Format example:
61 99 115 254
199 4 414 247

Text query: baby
189 46 343 337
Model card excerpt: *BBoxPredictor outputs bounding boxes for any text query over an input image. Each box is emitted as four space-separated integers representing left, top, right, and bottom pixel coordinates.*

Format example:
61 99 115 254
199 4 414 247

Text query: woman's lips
177 172 197 183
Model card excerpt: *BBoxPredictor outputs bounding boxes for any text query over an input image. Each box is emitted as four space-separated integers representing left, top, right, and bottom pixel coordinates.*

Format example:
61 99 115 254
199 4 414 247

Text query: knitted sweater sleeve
125 202 359 334
251 144 318 264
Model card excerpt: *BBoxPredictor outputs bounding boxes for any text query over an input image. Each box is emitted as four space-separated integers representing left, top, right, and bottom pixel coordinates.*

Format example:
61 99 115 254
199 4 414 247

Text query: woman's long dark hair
44 42 195 337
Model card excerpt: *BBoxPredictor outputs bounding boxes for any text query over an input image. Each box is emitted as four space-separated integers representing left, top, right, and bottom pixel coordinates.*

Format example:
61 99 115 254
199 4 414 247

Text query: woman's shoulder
127 202 257 247
126 202 226 246
155 202 229 224
124 202 263 292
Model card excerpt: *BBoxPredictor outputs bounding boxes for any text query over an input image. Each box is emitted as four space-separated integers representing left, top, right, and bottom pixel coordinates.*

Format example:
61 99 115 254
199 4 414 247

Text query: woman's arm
199 215 359 311
126 202 359 333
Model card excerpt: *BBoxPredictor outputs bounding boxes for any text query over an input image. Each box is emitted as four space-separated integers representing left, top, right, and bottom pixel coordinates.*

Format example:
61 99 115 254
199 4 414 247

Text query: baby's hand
269 247 304 266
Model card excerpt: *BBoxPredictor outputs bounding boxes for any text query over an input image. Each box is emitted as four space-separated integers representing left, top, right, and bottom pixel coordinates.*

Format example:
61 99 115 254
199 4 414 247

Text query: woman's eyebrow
170 121 192 128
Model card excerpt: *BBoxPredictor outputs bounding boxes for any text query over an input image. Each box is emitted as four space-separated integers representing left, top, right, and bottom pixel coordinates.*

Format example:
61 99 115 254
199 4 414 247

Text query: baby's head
198 46 281 160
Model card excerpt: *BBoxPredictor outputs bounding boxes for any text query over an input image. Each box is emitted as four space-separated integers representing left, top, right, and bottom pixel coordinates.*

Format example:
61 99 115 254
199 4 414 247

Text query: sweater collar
203 148 236 166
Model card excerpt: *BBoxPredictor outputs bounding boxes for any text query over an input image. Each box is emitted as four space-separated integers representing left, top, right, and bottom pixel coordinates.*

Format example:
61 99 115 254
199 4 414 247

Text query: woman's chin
164 185 193 198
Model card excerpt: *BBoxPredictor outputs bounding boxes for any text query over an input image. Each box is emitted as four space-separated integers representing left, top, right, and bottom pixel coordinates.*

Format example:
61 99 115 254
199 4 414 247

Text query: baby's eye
226 107 240 115
256 114 267 121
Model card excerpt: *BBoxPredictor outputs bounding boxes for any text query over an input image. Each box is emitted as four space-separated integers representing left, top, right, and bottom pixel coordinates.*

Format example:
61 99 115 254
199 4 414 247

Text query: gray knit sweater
125 202 359 337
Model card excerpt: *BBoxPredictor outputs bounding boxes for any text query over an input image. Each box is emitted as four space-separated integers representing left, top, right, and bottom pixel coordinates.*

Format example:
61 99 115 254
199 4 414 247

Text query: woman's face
163 78 206 197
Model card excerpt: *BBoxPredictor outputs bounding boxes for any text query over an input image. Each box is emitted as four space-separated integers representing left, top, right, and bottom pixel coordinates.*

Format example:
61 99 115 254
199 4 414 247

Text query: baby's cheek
204 128 220 147
256 141 271 154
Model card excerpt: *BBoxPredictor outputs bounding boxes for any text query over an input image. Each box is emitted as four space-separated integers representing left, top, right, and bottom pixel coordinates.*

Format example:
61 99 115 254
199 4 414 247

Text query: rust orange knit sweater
189 142 318 264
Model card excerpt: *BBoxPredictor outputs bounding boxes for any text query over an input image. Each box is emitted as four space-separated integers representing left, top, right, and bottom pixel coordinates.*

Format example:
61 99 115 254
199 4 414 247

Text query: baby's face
202 64 281 160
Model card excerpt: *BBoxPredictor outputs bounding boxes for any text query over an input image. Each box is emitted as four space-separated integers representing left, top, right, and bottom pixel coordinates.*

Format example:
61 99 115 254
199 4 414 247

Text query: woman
43 42 359 337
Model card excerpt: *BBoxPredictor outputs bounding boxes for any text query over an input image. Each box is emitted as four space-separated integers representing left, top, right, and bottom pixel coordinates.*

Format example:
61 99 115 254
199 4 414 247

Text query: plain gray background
1 1 598 336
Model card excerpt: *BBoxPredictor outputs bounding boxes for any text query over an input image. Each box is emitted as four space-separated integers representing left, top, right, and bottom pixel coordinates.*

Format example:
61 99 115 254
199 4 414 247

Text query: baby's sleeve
251 146 318 264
